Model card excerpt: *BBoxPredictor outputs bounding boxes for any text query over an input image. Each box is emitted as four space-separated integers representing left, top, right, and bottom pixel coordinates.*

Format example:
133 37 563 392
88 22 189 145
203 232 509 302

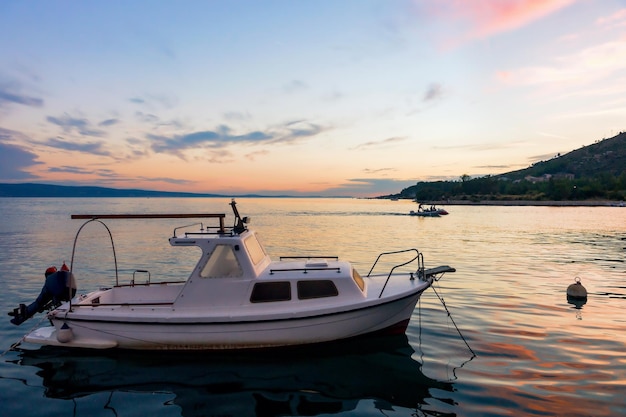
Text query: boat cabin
168 228 367 309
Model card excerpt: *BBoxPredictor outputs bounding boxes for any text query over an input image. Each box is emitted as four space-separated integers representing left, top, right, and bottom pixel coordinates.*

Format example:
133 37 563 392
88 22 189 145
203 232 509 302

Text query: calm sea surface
1 197 625 417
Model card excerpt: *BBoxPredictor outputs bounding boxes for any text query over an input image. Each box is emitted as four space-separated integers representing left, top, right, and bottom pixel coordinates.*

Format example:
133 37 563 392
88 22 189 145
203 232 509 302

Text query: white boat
410 209 440 217
14 200 454 350
410 204 449 217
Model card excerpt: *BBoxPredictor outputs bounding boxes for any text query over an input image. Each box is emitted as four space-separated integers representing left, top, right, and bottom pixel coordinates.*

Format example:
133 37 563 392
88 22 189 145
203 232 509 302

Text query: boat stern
24 325 118 349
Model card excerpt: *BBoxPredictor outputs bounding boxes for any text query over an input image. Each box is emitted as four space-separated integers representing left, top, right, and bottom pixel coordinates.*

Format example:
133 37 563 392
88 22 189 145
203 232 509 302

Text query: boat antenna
230 199 249 234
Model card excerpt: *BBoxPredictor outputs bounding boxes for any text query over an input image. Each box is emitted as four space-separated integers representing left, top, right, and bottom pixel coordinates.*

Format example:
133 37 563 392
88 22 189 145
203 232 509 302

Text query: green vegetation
386 132 626 202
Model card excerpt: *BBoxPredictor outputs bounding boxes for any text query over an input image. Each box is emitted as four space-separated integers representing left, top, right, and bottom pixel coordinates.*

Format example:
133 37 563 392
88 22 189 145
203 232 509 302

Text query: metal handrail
71 214 228 236
68 218 119 310
172 222 204 237
131 270 151 286
364 249 420 298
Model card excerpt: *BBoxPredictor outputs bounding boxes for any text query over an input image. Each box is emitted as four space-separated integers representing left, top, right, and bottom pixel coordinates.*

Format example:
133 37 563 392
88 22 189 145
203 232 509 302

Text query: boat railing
114 280 187 288
71 214 227 237
131 270 150 286
73 301 175 308
365 249 423 298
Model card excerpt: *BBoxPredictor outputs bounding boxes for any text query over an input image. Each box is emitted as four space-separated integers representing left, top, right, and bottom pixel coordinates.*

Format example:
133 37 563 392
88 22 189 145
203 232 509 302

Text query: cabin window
200 244 243 278
352 269 365 291
244 234 266 265
250 282 291 303
297 280 339 300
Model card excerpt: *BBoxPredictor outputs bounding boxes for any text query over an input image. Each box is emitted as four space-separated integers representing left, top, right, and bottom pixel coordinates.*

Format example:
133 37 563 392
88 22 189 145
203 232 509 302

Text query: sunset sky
1 0 625 197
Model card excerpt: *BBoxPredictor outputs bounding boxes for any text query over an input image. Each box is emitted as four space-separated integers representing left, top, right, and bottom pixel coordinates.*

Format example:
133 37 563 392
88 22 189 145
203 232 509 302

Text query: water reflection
16 334 453 417
566 295 587 309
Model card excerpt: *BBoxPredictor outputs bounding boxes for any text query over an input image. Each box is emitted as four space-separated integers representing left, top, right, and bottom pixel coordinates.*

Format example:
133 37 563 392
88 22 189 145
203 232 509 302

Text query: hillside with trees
386 132 626 202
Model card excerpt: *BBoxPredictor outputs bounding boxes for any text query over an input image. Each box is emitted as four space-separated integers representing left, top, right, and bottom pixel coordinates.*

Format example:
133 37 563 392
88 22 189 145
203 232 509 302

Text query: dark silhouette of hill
0 183 225 198
0 183 323 198
497 132 626 180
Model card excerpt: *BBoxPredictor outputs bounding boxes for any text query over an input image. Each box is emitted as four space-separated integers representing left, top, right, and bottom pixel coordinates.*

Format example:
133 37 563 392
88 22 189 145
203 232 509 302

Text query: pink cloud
596 8 626 27
417 0 577 44
498 36 626 86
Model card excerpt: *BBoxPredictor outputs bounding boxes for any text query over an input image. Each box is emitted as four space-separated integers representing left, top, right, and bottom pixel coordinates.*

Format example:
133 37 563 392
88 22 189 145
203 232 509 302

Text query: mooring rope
431 284 476 357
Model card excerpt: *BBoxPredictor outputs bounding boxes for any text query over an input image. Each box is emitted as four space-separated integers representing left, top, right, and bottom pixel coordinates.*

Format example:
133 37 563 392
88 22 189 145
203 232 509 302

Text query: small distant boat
410 204 448 217
11 200 455 351
410 209 440 217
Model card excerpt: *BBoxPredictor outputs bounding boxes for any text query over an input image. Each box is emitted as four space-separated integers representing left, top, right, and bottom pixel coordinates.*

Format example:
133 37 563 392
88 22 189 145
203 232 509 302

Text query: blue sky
1 0 625 196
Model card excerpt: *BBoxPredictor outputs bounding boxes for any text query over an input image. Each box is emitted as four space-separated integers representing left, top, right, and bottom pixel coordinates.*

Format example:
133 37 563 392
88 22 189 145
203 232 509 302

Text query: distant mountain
0 183 328 198
0 183 226 198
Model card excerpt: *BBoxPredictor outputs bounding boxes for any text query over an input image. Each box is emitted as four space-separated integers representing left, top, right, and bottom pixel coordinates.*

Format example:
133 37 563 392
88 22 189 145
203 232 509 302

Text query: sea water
0 197 624 417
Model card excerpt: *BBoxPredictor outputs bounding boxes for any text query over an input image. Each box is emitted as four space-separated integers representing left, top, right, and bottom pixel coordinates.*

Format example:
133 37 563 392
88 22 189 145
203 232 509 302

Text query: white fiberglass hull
24 288 428 350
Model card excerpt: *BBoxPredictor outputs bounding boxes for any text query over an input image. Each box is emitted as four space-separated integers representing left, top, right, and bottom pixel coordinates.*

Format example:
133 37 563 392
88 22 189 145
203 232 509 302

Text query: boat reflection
17 334 453 416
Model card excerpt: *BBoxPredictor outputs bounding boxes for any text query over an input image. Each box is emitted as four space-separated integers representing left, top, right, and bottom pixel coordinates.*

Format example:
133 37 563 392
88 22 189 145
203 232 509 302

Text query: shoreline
419 199 625 207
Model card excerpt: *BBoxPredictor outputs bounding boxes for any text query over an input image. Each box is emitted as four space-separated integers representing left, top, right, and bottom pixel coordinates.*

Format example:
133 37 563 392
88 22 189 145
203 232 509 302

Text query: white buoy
56 322 73 343
567 277 588 300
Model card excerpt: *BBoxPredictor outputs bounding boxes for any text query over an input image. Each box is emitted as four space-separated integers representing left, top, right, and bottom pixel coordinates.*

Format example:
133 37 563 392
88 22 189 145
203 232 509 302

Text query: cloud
245 149 269 161
129 94 178 109
322 90 344 102
324 177 419 197
46 114 107 137
98 118 119 127
596 8 626 27
466 0 576 40
45 163 194 186
47 165 94 175
415 0 576 46
363 167 398 175
205 149 235 164
475 164 522 170
423 83 444 101
136 176 195 185
43 137 112 156
0 87 44 109
283 80 308 94
537 131 569 139
0 126 30 142
223 111 252 121
277 120 323 143
147 120 325 159
498 38 626 86
352 136 408 150
0 140 41 180
135 111 160 124
432 140 528 152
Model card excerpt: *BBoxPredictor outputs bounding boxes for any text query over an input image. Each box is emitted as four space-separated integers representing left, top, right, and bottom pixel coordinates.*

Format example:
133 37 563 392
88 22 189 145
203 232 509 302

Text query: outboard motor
8 264 76 326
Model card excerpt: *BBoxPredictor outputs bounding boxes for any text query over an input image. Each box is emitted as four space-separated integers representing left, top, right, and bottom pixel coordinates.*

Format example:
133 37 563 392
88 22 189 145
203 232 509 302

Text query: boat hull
409 210 440 217
25 289 427 350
